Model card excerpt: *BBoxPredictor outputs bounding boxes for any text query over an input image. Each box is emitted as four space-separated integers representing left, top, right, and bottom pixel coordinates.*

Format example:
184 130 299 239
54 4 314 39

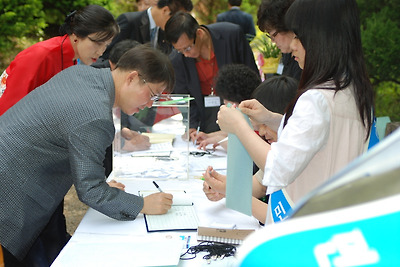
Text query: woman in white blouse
203 0 374 223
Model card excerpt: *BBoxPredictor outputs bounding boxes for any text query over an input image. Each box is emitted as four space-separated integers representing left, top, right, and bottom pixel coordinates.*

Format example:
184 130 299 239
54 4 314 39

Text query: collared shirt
195 50 219 96
147 7 156 30
263 90 331 195
147 7 159 46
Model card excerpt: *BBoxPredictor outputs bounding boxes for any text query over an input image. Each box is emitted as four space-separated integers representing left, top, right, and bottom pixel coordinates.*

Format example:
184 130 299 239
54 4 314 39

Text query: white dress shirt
263 89 331 195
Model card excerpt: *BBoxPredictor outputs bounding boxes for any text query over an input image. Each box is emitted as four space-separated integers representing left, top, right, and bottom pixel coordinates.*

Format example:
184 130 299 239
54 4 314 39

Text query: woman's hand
190 130 207 146
202 166 227 195
238 99 270 125
217 105 249 134
239 99 283 131
203 180 225 201
197 131 227 150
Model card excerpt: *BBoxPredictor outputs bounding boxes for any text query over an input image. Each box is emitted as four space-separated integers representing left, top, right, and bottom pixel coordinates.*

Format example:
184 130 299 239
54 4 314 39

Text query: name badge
276 62 284 75
204 96 221 107
269 189 293 223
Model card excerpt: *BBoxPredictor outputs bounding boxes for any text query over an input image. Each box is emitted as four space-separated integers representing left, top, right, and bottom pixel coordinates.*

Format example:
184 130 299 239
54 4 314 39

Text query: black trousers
1 201 70 267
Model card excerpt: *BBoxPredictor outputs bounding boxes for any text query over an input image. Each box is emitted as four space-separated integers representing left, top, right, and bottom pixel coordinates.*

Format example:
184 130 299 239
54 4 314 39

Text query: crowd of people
0 0 375 266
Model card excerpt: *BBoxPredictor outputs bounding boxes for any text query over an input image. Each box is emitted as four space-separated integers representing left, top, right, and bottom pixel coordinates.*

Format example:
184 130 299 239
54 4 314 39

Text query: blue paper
225 105 253 216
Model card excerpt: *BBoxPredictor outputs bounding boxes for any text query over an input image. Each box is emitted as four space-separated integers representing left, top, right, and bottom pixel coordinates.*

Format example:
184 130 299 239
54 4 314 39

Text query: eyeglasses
176 34 196 54
266 31 279 41
177 44 194 54
141 77 160 101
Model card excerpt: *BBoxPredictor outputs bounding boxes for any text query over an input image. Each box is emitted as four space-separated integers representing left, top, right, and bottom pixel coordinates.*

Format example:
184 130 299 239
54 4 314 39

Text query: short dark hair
165 12 199 44
109 40 141 64
257 0 294 33
59 5 119 42
229 0 242 6
251 75 298 114
158 0 193 15
116 45 175 93
215 64 261 103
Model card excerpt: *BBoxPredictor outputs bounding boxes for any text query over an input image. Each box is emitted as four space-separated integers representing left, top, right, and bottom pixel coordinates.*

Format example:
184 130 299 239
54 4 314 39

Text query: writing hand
141 192 173 215
190 130 207 145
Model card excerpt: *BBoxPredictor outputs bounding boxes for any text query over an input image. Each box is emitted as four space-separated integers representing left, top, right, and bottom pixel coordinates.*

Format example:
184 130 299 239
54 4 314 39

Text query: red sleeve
0 46 61 115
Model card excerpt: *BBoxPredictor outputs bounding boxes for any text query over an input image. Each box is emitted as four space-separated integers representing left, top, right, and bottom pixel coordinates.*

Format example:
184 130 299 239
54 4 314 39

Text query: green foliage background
358 0 400 121
0 0 398 121
0 0 46 52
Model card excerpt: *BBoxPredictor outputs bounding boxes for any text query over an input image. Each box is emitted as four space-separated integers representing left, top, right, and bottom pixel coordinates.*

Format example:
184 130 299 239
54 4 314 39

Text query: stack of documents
141 133 176 144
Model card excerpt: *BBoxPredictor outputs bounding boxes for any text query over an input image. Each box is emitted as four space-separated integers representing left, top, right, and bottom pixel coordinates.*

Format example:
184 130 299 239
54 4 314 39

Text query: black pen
152 181 163 192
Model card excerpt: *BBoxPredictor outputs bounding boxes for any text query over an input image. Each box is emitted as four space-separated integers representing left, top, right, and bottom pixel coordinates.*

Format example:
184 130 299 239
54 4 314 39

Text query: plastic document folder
139 190 199 232
225 107 253 216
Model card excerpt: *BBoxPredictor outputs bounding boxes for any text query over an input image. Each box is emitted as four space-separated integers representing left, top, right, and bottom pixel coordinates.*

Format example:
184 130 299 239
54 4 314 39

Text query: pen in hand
193 124 200 146
152 181 163 192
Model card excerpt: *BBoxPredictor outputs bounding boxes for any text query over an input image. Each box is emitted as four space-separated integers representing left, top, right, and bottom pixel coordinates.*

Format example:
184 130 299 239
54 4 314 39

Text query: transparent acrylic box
112 95 190 180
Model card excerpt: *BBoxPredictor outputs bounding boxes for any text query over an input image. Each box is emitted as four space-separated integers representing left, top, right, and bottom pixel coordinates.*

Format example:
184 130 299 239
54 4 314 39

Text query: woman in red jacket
0 5 119 115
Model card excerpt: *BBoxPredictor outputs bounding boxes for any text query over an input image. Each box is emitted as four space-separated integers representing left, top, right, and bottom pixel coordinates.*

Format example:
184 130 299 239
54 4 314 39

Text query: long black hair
284 0 374 140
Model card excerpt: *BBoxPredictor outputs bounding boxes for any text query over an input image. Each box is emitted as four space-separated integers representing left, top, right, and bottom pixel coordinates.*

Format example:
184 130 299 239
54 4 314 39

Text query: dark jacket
170 22 259 130
102 10 172 59
217 7 256 41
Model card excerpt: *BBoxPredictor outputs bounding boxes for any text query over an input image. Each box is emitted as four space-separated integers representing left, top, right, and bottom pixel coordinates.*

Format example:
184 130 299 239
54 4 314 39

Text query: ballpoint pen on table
152 181 163 192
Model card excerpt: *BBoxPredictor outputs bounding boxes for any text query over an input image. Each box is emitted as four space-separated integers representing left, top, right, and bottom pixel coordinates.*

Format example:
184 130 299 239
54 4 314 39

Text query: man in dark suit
217 0 256 42
165 12 259 136
101 0 193 59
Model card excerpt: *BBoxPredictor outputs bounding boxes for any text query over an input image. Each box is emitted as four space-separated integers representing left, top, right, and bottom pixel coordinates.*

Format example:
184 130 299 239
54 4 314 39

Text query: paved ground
64 186 88 235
